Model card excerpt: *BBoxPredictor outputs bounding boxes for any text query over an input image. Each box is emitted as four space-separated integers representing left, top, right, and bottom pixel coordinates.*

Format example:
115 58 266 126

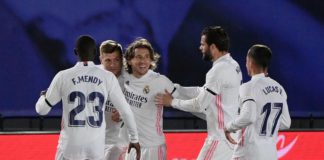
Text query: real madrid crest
143 85 150 94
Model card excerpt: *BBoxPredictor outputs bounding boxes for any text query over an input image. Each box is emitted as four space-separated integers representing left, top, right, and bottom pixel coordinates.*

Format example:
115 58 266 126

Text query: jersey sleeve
279 89 291 130
205 64 240 94
35 72 63 115
107 75 139 143
173 84 201 99
226 100 257 132
226 83 257 132
158 75 177 96
171 87 215 113
172 84 206 119
170 67 223 113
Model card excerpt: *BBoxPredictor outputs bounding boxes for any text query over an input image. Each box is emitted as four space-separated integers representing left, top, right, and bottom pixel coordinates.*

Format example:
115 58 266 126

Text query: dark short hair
124 38 160 74
247 44 272 69
99 40 123 59
75 35 97 61
201 26 229 52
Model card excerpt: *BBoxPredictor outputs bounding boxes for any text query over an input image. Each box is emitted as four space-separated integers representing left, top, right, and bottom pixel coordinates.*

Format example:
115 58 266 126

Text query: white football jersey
226 73 291 160
122 70 176 147
171 54 242 159
35 62 138 160
97 65 125 145
172 54 242 140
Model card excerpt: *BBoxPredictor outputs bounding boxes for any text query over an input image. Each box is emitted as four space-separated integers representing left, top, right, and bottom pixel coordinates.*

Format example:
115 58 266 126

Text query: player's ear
99 54 103 63
99 54 102 60
210 43 216 49
250 58 256 66
210 44 219 53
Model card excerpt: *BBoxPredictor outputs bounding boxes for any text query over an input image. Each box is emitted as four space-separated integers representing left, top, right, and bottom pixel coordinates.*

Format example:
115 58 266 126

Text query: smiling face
100 51 122 77
128 47 152 78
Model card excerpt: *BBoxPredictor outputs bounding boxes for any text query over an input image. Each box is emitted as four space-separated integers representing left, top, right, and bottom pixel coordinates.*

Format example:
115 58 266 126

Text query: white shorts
126 144 166 160
231 157 247 160
104 144 128 160
55 148 63 160
197 138 234 160
55 147 106 160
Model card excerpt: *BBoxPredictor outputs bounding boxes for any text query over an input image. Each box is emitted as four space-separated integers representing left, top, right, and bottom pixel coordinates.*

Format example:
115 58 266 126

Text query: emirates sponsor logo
277 134 298 158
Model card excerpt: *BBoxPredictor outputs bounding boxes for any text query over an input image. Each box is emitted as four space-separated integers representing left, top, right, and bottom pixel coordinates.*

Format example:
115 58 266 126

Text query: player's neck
212 51 227 62
251 67 264 76
132 72 146 79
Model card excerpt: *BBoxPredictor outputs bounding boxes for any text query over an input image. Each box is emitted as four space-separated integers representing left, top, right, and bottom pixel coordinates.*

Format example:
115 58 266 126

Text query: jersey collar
75 61 95 67
251 73 265 80
213 53 230 66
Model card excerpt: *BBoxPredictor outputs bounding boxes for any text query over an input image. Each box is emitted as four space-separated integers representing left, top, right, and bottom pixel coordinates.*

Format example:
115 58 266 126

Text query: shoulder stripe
243 99 255 104
171 87 177 95
45 98 53 108
203 87 217 95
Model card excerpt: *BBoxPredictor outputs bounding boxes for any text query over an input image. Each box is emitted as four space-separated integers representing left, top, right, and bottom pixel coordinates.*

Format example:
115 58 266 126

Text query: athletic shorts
55 147 106 160
104 144 128 160
197 138 234 160
125 143 166 160
231 157 248 160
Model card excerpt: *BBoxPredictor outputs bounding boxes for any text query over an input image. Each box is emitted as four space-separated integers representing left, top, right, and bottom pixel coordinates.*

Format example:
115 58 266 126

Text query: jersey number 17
260 102 283 136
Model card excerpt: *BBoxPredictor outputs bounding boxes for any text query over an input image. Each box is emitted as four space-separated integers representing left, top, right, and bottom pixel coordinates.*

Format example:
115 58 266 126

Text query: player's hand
128 142 141 160
154 89 173 107
224 129 237 144
111 109 122 122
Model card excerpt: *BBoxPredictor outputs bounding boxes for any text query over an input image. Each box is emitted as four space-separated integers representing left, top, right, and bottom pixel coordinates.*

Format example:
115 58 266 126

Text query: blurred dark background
1 0 323 131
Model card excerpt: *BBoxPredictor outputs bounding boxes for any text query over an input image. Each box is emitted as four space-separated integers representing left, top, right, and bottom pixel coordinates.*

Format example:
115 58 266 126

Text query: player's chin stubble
202 52 213 61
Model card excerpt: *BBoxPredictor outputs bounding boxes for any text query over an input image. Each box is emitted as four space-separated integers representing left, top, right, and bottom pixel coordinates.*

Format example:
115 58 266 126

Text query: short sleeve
239 83 254 102
204 68 222 95
159 75 177 95
45 72 63 106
